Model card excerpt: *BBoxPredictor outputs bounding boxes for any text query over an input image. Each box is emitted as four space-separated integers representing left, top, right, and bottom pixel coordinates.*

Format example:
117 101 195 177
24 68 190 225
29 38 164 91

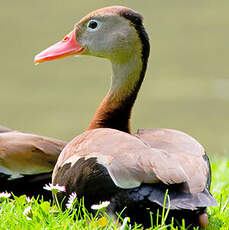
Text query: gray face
75 15 141 63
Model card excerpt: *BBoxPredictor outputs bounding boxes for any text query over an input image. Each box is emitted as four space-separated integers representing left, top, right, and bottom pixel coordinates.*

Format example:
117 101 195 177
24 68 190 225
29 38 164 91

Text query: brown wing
134 128 209 193
0 131 66 178
53 128 208 193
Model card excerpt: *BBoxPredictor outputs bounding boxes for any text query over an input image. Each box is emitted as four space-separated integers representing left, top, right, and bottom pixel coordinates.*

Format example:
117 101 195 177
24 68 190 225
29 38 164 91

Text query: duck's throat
88 55 145 133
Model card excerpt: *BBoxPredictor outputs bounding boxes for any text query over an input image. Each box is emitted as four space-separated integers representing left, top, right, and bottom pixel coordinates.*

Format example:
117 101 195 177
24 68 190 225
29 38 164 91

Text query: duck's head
34 6 149 65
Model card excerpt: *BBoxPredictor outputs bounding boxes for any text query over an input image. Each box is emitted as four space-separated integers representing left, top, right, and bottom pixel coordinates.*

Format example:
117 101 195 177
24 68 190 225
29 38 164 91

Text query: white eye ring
86 19 101 32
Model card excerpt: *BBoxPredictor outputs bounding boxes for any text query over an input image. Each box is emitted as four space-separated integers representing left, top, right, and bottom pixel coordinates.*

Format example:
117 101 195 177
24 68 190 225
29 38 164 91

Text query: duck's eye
88 20 97 29
87 20 100 31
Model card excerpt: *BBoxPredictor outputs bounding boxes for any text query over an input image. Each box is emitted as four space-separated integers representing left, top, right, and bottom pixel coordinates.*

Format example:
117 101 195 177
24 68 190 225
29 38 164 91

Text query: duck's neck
87 53 145 133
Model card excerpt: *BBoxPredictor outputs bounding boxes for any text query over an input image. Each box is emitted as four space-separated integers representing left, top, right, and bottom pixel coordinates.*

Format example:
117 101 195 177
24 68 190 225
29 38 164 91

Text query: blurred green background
1 0 228 155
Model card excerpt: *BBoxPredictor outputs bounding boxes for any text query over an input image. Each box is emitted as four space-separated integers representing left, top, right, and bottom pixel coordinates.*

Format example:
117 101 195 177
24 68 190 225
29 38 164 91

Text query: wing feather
135 128 209 193
0 131 66 176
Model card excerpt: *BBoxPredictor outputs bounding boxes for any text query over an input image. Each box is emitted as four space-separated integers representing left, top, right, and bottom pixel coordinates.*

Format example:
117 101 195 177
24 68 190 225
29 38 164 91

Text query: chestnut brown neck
87 93 133 133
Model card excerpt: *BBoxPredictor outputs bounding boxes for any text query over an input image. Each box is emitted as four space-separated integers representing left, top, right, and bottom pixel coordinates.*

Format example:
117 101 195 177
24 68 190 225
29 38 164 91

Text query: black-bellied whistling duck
34 6 217 227
0 125 66 198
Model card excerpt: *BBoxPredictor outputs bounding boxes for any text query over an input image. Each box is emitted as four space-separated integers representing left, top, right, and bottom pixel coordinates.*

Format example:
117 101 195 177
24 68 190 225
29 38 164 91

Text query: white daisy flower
0 192 11 202
120 217 130 230
66 192 77 209
43 183 66 194
26 197 33 203
23 206 33 220
91 201 110 210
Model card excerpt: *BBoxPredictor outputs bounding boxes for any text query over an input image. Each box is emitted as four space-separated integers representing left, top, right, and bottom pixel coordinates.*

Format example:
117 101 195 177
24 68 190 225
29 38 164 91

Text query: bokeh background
1 1 228 156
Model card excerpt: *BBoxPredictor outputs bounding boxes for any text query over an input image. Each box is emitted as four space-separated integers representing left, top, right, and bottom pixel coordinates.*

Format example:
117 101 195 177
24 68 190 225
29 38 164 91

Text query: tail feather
146 184 218 210
0 125 13 133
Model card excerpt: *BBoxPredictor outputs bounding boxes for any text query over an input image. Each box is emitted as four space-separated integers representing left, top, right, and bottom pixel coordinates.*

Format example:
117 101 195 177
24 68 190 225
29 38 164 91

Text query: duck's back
0 128 66 198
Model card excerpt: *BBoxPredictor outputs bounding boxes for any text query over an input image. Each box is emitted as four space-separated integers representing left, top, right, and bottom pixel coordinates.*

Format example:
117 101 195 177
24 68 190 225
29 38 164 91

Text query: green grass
0 159 228 230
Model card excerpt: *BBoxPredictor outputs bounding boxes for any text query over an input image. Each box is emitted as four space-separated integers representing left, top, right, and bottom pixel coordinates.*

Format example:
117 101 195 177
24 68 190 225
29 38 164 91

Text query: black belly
53 157 215 228
1 172 53 200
